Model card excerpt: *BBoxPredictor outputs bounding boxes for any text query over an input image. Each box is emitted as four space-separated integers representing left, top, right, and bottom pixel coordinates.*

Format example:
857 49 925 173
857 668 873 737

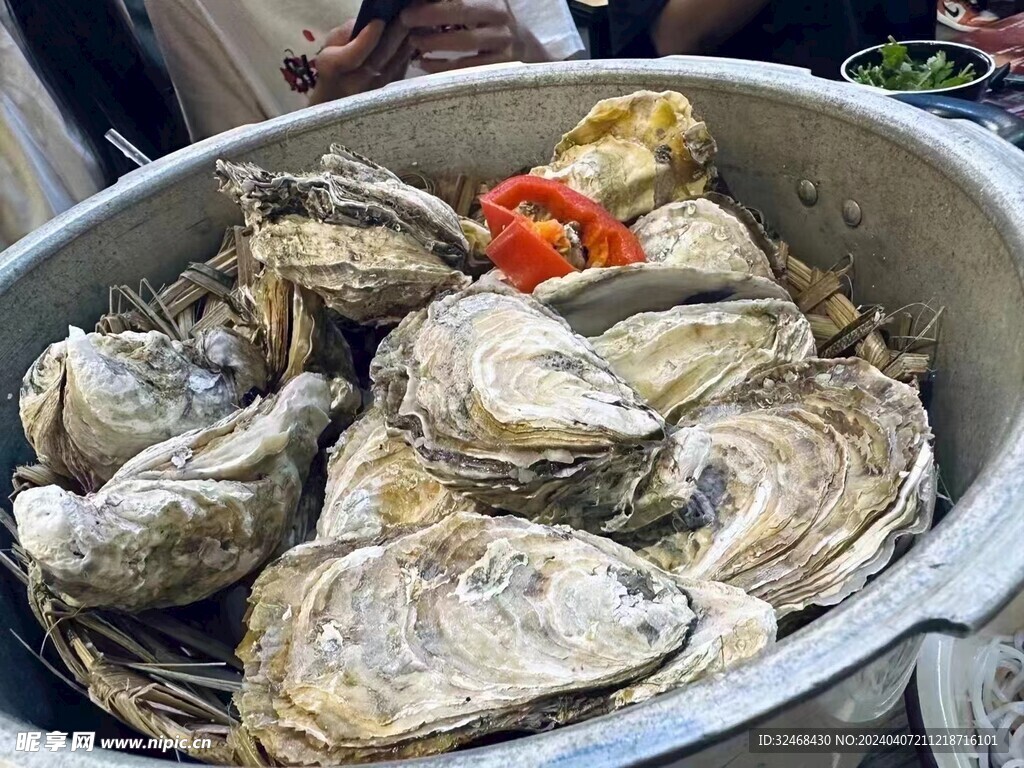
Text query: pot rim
2 58 1024 768
840 39 998 95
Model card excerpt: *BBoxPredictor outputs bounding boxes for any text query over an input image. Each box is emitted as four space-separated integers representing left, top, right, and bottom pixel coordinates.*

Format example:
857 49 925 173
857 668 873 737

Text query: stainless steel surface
798 179 819 206
1 58 1023 768
842 199 863 228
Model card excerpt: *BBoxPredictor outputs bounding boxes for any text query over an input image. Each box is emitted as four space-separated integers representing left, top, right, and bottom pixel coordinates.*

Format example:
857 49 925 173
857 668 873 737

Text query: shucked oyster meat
237 511 775 765
532 91 717 222
592 300 815 420
217 146 470 325
631 197 778 278
15 373 330 611
20 326 268 490
632 358 934 616
371 282 710 532
316 407 481 546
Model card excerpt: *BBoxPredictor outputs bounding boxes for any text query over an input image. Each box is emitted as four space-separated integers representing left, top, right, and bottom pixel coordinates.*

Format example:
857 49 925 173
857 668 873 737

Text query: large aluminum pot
1 58 1023 768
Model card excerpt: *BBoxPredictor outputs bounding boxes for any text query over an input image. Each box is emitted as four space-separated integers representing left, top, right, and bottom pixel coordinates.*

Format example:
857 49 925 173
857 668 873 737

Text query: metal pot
1 58 1024 768
840 40 1024 148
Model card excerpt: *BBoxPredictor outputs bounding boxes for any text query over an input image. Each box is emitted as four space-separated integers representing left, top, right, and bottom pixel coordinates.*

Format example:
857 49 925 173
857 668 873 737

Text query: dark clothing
608 0 936 78
4 0 189 185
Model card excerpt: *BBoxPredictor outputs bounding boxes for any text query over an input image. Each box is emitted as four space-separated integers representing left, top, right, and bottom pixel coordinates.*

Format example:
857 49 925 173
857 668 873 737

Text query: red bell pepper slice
486 219 577 293
479 175 645 293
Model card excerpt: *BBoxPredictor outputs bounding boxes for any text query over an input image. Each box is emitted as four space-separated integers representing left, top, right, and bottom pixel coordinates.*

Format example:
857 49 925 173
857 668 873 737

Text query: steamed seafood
317 408 481 545
633 359 934 615
237 512 775 765
217 147 470 325
15 374 330 611
534 262 791 337
371 281 710 531
592 300 815 419
20 326 268 490
9 86 942 767
631 197 777 278
532 91 717 222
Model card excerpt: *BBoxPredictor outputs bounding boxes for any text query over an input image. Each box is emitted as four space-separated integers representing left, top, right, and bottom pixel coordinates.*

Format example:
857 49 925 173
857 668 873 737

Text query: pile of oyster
11 91 933 765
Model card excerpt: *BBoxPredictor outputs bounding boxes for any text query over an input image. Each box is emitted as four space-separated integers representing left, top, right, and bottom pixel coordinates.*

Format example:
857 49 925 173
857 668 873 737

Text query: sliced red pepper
485 218 576 293
479 175 646 293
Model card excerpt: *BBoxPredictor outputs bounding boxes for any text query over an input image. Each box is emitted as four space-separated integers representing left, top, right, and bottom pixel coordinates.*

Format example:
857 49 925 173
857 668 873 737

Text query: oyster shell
15 373 331 611
592 300 815 420
20 326 268 490
631 197 776 278
532 91 717 222
632 358 934 616
316 408 480 545
236 511 774 765
216 147 471 325
534 263 792 337
371 282 709 531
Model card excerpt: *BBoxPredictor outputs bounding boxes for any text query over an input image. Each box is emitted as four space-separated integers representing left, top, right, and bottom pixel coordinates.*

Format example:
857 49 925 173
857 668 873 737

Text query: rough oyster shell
371 282 709 531
316 407 480 545
632 358 935 616
531 91 717 222
216 147 470 325
20 326 268 490
15 373 331 611
592 300 815 420
631 197 776 278
534 263 791 337
236 511 774 765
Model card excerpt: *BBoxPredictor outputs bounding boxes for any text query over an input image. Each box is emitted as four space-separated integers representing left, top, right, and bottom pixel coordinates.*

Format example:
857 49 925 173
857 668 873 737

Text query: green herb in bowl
852 38 977 91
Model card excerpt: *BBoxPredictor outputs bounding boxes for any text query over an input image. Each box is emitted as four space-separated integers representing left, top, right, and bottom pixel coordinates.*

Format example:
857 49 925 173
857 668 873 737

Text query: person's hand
401 0 520 74
309 19 413 105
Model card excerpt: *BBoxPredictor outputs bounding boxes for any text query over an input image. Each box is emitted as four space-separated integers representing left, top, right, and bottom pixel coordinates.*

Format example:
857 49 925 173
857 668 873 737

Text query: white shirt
144 0 584 141
0 11 103 250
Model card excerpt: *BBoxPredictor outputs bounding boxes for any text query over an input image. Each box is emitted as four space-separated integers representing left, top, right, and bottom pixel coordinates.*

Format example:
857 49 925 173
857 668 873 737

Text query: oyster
217 146 471 325
631 197 777 278
15 373 331 611
592 300 815 420
632 358 934 616
20 326 268 490
236 511 774 765
534 263 791 337
371 282 709 531
244 274 361 426
532 91 717 222
316 408 480 545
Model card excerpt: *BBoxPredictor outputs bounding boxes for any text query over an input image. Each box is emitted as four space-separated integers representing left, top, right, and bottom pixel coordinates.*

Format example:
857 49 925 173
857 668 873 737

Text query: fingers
321 20 356 48
316 19 386 74
378 39 416 85
401 0 509 30
418 50 510 74
365 18 412 73
410 25 513 54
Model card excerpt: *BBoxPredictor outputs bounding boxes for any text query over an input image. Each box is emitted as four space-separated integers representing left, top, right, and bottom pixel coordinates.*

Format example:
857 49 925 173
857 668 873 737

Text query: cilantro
851 37 977 91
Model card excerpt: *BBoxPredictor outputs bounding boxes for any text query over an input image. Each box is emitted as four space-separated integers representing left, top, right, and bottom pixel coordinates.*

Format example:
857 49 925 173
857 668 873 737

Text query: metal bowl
841 40 997 100
2 58 1024 768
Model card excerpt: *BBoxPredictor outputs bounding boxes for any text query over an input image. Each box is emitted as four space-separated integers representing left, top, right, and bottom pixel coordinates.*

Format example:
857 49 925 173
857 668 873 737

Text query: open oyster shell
631 197 777 278
236 511 774 765
631 358 935 616
371 282 709 531
15 373 331 611
531 91 717 222
534 263 791 337
217 147 470 325
316 407 481 545
20 326 268 490
592 300 815 420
